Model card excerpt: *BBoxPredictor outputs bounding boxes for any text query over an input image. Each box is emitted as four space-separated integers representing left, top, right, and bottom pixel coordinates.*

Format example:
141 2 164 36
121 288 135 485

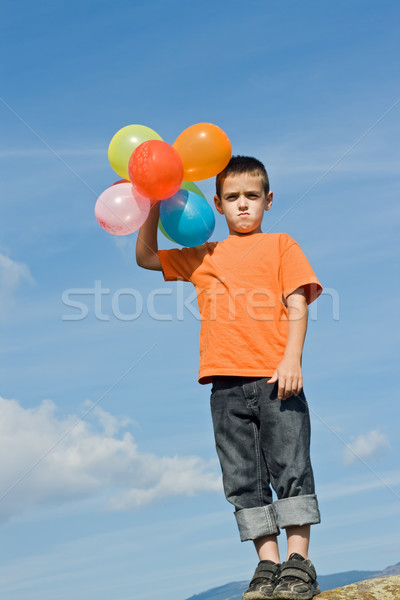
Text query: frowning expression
214 173 273 236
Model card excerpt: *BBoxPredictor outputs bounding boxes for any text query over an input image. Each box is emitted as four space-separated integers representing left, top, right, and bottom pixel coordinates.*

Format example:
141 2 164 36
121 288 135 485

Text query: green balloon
180 181 206 200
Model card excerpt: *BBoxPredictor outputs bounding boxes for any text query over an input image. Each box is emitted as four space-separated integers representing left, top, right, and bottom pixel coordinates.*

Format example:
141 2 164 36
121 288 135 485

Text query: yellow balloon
108 124 163 180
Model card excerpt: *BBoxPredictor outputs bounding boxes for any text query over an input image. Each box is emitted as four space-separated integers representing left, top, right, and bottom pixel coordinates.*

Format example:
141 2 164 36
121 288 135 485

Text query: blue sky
1 1 400 599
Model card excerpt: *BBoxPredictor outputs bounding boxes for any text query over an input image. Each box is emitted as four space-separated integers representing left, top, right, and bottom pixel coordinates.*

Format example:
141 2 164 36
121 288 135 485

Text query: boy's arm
136 203 162 271
268 289 308 400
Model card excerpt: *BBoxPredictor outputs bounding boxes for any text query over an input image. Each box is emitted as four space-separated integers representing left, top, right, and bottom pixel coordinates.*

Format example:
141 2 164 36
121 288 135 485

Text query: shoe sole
273 583 321 600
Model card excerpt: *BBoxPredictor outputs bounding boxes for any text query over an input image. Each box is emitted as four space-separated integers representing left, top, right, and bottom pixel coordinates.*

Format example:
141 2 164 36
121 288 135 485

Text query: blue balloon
160 190 215 247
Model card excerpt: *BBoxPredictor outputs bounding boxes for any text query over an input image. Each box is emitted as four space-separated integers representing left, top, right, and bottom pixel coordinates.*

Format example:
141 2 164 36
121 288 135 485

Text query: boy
136 156 322 600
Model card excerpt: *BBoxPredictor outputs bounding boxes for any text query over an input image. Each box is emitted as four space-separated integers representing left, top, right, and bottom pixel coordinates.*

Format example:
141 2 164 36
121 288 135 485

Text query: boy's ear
214 195 224 214
265 191 273 212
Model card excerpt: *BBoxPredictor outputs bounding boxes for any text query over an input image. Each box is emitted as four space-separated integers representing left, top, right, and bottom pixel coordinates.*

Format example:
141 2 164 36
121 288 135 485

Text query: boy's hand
268 358 303 400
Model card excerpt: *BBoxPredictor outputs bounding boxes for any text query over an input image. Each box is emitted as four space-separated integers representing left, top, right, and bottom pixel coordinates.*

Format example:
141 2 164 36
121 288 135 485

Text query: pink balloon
95 183 150 235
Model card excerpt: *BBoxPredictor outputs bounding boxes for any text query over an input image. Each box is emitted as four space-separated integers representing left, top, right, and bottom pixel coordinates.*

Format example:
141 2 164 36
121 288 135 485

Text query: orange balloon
173 123 231 181
128 140 184 201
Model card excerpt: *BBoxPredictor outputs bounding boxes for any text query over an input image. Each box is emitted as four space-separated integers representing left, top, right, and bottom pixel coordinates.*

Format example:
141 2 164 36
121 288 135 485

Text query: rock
317 575 400 599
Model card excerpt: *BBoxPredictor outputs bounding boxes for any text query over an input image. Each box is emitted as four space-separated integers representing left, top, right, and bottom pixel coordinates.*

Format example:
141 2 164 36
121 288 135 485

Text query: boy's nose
238 195 248 209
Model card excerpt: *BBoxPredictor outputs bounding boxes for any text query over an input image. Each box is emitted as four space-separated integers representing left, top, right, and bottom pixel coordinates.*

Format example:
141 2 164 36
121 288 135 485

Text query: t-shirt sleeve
280 235 323 304
158 246 204 282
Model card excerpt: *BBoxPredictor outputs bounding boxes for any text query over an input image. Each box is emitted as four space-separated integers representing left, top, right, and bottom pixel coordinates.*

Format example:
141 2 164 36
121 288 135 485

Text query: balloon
95 183 150 236
108 125 163 180
180 180 206 199
158 183 206 242
158 218 176 242
111 179 159 207
173 123 231 181
160 190 215 247
110 179 130 186
128 140 184 202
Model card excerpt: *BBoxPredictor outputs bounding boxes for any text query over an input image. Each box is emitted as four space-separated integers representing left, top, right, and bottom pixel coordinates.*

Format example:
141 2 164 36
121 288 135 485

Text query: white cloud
109 454 222 510
0 396 221 523
343 429 391 465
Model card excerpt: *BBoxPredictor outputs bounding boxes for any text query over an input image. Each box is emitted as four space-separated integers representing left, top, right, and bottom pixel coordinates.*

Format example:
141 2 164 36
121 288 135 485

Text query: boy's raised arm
136 203 162 271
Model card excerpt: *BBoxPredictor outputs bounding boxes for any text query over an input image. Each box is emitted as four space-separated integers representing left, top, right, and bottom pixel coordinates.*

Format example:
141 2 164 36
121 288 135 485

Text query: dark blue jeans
210 376 320 541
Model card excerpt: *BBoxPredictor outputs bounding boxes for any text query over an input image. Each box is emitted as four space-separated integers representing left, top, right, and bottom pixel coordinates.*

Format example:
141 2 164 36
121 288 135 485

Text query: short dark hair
215 155 270 197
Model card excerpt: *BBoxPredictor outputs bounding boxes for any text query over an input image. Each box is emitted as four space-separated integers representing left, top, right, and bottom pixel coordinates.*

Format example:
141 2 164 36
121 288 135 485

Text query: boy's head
215 155 270 198
214 155 273 236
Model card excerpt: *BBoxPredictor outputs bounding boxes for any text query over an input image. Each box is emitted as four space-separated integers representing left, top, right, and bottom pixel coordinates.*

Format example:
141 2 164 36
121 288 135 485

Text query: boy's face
214 173 273 236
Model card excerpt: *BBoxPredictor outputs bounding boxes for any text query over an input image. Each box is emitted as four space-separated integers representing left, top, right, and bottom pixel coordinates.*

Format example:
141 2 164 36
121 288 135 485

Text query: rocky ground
317 575 400 599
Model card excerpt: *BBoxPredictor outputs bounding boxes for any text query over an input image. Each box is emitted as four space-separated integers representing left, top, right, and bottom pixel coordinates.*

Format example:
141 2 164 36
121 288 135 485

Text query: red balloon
128 140 184 202
110 179 130 186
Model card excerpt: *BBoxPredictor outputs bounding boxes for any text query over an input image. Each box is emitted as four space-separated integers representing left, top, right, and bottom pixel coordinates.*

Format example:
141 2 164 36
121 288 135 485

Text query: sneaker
273 553 320 599
243 560 281 600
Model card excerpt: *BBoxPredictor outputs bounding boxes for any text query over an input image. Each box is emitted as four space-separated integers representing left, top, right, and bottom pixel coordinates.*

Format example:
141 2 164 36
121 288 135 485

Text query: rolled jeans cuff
274 494 321 528
234 494 320 541
235 505 280 541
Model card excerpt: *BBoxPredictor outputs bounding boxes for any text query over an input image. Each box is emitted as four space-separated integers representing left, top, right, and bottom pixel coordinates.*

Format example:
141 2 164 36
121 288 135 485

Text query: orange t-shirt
158 233 322 384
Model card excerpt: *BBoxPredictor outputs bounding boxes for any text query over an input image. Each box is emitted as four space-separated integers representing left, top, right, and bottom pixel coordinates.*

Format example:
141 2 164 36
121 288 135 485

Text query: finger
293 377 303 397
283 377 294 400
294 383 302 397
268 371 278 384
278 378 286 400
